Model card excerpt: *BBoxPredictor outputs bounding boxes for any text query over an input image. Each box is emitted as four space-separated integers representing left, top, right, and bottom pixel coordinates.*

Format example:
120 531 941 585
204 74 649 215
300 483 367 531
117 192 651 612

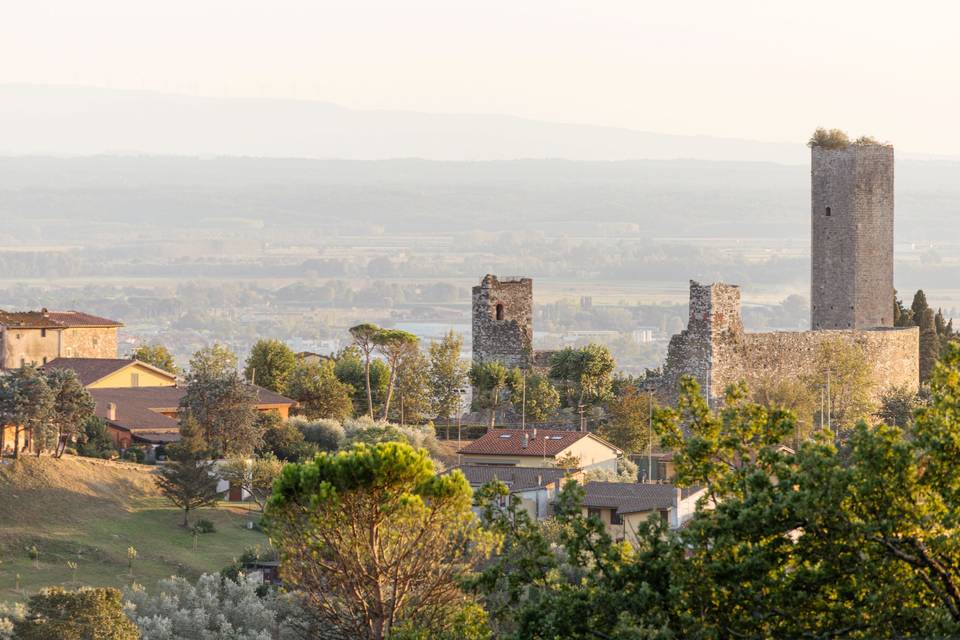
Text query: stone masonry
811 144 894 329
472 275 534 369
660 281 919 404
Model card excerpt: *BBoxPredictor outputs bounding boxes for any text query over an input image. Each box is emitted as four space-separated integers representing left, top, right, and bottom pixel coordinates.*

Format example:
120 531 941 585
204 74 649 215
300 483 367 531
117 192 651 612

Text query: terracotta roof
581 481 699 514
458 428 620 458
130 430 182 444
43 358 157 387
450 464 571 491
0 309 122 329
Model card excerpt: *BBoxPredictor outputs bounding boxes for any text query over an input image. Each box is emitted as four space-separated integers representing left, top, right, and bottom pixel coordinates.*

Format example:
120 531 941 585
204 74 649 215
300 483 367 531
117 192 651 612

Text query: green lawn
0 457 268 603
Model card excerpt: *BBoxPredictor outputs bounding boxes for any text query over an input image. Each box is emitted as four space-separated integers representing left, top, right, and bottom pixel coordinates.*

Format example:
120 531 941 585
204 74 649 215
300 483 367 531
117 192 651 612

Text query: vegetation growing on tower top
808 127 887 149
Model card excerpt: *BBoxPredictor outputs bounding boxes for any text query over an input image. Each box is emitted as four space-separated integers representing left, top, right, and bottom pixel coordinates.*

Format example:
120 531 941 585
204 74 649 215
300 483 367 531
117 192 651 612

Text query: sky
2 0 958 154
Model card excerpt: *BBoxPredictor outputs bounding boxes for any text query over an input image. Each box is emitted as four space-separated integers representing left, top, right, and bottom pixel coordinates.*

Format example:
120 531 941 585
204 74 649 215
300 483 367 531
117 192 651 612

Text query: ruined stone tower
811 143 895 330
472 275 533 368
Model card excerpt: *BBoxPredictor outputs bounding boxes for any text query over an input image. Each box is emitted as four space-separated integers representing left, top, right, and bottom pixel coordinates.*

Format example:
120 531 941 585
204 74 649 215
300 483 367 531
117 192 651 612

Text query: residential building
0 309 123 369
458 428 621 473
580 481 706 544
38 357 296 456
452 464 579 520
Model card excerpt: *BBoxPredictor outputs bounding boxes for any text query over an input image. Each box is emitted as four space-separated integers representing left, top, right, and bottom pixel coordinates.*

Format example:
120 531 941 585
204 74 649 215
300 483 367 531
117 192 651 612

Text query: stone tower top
687 281 743 337
472 274 533 368
811 142 894 330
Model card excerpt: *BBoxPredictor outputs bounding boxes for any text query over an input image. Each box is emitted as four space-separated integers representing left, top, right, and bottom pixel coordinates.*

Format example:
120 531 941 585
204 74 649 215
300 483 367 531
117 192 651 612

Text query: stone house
0 309 122 369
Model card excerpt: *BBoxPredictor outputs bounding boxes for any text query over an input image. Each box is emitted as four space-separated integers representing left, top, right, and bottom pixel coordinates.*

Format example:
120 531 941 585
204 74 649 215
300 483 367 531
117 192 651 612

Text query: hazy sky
2 0 958 153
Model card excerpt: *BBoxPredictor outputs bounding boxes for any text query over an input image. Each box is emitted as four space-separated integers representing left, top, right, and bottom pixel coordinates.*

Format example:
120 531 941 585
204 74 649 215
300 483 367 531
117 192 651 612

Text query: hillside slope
0 456 266 602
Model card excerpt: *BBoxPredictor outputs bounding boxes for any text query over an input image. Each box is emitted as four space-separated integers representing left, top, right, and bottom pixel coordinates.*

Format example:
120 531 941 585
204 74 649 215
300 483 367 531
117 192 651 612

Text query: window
610 511 623 525
131 373 140 387
495 303 505 320
19 358 25 368
659 509 670 525
587 507 602 521
42 357 47 365
825 206 832 216
41 329 46 338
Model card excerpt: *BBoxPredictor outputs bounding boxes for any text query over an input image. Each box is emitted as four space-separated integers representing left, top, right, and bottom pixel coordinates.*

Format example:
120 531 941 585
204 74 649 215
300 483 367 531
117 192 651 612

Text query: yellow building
0 309 122 369
458 428 622 472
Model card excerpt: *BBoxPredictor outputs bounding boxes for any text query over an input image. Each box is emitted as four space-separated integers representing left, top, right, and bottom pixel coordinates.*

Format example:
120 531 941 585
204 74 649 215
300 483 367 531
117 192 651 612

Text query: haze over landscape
4 3 960 638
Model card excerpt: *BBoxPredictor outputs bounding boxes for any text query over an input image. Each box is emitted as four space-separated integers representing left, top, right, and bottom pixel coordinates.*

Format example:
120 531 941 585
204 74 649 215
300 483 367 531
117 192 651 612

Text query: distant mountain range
0 84 823 163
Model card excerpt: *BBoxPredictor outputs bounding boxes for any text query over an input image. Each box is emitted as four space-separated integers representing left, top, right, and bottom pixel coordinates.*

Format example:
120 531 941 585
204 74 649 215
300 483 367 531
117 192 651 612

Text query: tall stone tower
811 142 895 330
472 274 533 368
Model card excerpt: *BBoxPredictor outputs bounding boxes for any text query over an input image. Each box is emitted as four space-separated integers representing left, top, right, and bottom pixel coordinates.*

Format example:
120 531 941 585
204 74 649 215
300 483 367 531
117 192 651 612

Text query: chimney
107 402 117 421
41 308 49 317
521 433 529 449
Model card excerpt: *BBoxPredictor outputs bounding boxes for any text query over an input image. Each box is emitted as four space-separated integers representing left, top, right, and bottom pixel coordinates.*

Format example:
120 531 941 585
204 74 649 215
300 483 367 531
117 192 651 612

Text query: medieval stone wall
661 281 919 405
472 274 534 368
811 144 894 329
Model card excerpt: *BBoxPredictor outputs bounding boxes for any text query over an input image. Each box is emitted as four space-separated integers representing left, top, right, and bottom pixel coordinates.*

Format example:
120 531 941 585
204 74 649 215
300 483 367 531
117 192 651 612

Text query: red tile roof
0 309 122 329
459 428 619 458
90 385 296 442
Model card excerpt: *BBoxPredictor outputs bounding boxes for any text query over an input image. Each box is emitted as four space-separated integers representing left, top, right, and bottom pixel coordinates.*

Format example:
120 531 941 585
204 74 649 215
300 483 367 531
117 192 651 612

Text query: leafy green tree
334 346 389 417
750 374 818 446
130 343 179 375
920 307 940 382
187 343 238 379
349 323 382 418
14 587 138 639
156 417 220 527
805 336 875 435
219 454 284 511
180 346 259 456
0 365 53 459
256 411 316 462
243 338 297 393
266 442 491 640
286 359 355 421
44 368 95 458
893 290 913 327
507 370 559 423
469 362 509 427
374 329 420 421
598 384 655 454
428 331 469 427
549 344 616 409
393 346 432 425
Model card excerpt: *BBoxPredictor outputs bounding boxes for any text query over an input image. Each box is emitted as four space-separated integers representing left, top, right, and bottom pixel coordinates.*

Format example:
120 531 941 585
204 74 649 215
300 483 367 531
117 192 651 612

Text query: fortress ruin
472 136 920 405
660 139 918 403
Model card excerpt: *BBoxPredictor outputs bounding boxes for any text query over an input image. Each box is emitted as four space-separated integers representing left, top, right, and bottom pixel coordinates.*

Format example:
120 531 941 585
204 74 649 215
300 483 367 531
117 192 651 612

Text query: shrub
808 127 850 149
122 448 145 464
193 519 216 534
343 418 446 461
63 447 78 456
292 416 345 451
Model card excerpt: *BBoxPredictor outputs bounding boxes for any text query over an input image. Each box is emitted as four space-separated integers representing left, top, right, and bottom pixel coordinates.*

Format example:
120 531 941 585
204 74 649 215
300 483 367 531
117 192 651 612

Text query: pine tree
156 417 219 527
920 307 940 383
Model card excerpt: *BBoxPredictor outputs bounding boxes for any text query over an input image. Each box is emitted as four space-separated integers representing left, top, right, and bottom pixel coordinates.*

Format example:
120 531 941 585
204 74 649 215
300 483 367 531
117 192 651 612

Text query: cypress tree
920 308 940 383
912 290 930 328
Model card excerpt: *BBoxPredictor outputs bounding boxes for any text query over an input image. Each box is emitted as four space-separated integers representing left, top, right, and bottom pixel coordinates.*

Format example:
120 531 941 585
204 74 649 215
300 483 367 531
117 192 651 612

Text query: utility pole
826 369 832 438
578 403 586 432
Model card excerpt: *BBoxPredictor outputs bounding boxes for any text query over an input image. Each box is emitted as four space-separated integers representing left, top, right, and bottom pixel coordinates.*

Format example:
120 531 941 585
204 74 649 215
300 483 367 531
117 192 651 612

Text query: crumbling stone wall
472 274 533 368
661 281 919 405
811 144 894 329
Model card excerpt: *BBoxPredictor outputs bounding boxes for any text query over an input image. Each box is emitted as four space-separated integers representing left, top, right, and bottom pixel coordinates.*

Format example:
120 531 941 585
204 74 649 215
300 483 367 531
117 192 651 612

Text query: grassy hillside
0 455 267 603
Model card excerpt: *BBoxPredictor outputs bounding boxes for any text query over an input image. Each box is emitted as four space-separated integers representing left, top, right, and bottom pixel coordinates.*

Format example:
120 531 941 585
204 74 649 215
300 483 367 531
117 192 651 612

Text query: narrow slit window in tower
495 303 505 320
825 206 832 216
